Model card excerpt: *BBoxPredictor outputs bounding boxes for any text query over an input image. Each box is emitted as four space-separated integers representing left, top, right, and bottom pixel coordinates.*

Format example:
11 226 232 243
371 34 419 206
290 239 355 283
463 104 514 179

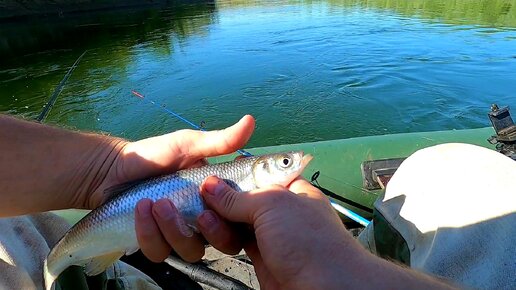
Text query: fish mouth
285 152 313 188
300 153 313 170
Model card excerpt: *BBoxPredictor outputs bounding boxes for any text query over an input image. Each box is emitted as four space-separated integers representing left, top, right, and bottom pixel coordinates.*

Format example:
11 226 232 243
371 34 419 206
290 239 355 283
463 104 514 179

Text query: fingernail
175 215 194 237
136 199 153 218
154 199 175 220
154 199 193 237
198 211 219 231
204 176 225 196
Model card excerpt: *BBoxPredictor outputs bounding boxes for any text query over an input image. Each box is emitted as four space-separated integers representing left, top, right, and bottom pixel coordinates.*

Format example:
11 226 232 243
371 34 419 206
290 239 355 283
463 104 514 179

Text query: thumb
201 176 258 224
181 115 255 158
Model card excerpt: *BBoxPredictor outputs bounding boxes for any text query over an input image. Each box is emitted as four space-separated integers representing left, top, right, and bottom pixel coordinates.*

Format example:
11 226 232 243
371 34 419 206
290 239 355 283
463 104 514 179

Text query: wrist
69 135 128 209
333 246 458 290
283 231 367 290
317 240 370 290
0 115 129 215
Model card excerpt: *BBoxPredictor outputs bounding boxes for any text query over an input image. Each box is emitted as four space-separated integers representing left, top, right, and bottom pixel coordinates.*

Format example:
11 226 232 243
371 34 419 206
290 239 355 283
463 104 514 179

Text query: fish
44 151 313 290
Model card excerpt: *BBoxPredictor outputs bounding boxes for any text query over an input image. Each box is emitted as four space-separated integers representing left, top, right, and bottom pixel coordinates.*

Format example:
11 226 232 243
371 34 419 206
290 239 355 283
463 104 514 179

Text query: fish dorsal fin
84 251 124 276
103 181 142 201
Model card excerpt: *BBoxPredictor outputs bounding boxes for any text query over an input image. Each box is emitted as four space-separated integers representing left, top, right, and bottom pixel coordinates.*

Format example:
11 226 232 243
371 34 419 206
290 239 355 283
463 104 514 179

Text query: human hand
82 115 255 210
137 176 363 290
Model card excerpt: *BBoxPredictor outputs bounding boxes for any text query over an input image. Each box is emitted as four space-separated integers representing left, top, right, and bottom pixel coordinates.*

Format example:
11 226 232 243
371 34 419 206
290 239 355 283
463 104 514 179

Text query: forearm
358 251 458 289
0 115 126 216
325 242 458 290
293 229 458 290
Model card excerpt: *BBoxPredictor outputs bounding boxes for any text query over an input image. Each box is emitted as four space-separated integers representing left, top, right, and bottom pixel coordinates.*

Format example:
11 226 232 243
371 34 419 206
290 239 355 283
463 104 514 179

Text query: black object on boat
361 158 406 190
311 171 374 214
487 104 516 160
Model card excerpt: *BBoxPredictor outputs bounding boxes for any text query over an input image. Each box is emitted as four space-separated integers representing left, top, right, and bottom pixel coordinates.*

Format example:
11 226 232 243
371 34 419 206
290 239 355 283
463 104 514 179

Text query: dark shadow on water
0 1 217 123
0 1 216 60
0 0 216 20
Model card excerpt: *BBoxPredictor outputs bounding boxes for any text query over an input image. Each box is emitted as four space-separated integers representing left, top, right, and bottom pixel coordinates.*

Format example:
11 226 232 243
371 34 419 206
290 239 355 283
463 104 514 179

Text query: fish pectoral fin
84 251 124 276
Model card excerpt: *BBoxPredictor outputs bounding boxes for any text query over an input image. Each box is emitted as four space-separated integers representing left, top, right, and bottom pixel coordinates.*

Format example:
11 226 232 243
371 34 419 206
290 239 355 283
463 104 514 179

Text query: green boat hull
56 126 496 224
211 126 496 221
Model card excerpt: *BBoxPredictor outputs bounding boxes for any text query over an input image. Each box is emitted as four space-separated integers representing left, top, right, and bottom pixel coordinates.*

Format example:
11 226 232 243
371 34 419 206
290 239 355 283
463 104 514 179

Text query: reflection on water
328 0 516 27
1 0 515 146
0 3 216 132
0 5 216 57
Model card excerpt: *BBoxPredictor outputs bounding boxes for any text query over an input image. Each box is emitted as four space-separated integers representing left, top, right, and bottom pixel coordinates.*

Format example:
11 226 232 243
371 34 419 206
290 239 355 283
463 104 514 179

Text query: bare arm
348 248 457 290
0 115 125 216
0 114 255 217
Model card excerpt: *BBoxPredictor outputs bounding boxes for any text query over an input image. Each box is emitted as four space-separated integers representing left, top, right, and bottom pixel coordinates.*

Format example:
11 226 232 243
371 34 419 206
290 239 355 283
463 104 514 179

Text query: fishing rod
165 255 251 290
131 90 370 226
36 50 87 122
131 90 252 157
332 202 370 227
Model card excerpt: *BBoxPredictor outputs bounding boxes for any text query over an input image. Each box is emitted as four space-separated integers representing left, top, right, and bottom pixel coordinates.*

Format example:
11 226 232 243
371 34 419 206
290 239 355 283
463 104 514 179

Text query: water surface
1 0 515 146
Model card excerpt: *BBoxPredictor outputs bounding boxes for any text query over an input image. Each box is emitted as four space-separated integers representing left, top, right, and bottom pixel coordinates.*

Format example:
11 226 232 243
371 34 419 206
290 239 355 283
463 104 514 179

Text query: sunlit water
1 0 515 147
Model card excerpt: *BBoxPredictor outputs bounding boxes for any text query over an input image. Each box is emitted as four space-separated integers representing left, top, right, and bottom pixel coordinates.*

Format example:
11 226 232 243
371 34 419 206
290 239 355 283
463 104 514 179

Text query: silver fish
44 151 312 290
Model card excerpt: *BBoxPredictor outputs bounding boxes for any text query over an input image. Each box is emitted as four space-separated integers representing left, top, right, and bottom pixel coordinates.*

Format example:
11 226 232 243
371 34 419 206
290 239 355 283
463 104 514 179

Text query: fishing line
312 171 372 226
131 90 252 157
36 50 87 122
131 90 371 226
312 179 373 214
317 171 375 195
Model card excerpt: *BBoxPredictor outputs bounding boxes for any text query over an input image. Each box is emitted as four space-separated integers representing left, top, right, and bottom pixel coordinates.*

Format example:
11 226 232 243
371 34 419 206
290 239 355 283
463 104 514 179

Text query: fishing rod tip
131 90 144 98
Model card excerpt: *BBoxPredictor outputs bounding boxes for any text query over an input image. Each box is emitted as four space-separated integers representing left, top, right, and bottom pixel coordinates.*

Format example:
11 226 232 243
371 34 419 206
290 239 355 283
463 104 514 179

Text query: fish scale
44 151 312 290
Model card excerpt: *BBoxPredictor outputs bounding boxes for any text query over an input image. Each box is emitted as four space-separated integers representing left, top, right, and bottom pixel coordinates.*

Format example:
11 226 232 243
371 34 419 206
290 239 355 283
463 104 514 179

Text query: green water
1 0 515 147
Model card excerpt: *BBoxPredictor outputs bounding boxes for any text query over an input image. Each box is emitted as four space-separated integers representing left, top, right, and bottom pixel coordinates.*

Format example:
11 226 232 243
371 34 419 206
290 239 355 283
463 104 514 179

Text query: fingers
135 176 324 264
151 199 206 262
288 178 327 200
183 115 255 158
244 242 279 289
287 178 341 223
197 210 243 255
117 115 254 184
201 176 326 223
200 176 289 224
135 199 171 262
190 158 209 168
200 176 257 224
135 199 206 263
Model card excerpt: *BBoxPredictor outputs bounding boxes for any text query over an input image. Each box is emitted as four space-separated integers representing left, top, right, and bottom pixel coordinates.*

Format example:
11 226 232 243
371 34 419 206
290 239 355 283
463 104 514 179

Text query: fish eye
280 156 292 168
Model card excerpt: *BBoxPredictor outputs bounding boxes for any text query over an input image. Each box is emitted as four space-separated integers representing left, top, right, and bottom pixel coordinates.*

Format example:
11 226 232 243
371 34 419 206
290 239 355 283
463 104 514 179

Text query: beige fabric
360 143 516 289
0 212 160 290
203 247 259 289
105 262 161 290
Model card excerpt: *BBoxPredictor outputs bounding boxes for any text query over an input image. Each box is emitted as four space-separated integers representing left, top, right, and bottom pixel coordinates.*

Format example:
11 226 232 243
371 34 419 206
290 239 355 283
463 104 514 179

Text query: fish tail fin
43 247 125 289
43 249 72 290
43 258 58 290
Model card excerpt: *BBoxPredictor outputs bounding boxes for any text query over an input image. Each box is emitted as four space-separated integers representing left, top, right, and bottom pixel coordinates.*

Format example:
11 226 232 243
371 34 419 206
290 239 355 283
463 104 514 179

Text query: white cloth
0 213 159 290
360 143 516 289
